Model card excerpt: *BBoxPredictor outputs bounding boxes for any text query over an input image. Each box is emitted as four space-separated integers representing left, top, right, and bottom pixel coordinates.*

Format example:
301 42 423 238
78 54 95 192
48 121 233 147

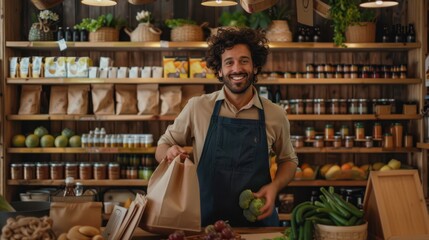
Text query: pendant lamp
360 0 398 8
201 0 238 7
81 0 117 6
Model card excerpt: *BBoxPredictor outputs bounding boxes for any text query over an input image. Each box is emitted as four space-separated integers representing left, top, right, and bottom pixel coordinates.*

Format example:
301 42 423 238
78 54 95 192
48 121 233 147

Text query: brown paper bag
115 84 138 115
140 156 201 234
67 85 90 114
18 85 42 114
91 84 115 115
49 85 68 114
49 201 102 236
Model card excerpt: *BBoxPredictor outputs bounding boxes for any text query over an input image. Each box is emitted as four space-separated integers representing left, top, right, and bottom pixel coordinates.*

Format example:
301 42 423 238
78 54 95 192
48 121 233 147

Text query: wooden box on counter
363 170 429 240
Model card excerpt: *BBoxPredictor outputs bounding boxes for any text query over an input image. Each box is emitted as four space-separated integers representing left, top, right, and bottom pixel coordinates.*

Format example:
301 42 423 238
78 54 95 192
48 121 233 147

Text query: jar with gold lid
65 162 79 179
79 162 93 180
36 162 49 180
50 163 64 180
94 163 107 180
314 99 326 114
314 136 324 148
11 163 23 180
333 136 342 148
24 163 36 180
345 136 355 148
108 162 120 180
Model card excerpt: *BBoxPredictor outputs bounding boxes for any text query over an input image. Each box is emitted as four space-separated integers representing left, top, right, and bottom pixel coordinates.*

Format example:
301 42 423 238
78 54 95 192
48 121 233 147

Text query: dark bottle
304 27 311 42
313 26 321 42
80 29 89 42
64 27 73 41
72 28 80 42
381 26 390 42
407 24 416 42
297 27 305 42
56 27 64 41
394 24 403 43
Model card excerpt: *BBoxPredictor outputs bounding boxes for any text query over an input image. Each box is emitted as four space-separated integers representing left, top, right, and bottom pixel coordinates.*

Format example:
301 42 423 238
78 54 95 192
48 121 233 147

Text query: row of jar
81 134 154 148
281 98 410 115
291 134 413 149
10 161 156 181
304 64 407 74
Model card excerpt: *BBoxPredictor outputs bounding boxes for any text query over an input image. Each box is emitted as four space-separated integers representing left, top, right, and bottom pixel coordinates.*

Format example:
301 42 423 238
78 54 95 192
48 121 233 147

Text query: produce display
319 162 368 180
239 189 265 222
11 127 81 148
294 163 317 180
167 220 239 240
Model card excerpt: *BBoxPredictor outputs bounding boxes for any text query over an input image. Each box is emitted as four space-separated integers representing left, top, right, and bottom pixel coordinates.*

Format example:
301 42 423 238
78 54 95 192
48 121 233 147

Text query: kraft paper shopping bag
140 155 201 234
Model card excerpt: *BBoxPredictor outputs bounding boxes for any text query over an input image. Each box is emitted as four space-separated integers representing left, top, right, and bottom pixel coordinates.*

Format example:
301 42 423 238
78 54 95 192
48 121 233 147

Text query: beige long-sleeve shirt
158 86 298 166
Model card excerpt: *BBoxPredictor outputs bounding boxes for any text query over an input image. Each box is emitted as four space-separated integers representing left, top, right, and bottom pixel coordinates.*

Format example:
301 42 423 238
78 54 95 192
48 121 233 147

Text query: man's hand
165 145 189 162
253 183 278 220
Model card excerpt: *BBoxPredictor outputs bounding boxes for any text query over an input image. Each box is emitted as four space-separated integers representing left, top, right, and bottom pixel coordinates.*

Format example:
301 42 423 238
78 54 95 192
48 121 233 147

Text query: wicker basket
315 222 368 240
346 22 376 43
31 0 63 10
171 23 207 42
89 27 119 42
128 0 156 4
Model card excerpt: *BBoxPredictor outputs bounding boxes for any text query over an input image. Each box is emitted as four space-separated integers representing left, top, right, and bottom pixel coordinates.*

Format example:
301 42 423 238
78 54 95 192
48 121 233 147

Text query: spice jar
50 163 64 180
108 162 120 180
339 99 347 114
383 133 394 149
305 127 316 140
349 99 359 114
340 125 349 138
314 99 326 114
65 163 79 179
365 136 373 148
142 134 154 148
296 99 304 114
373 122 382 139
355 122 365 140
294 136 305 148
11 163 23 180
325 124 334 140
81 134 89 147
24 163 36 180
94 163 107 180
345 136 355 148
330 99 339 114
305 99 314 114
79 162 93 180
314 136 324 148
333 136 342 148
358 99 368 114
36 162 49 180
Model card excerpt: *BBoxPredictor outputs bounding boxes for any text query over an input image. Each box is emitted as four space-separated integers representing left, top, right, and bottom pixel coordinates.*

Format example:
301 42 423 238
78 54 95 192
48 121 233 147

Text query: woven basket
128 0 156 4
346 22 376 43
265 20 293 42
31 0 63 10
315 222 368 240
89 27 119 42
171 23 207 42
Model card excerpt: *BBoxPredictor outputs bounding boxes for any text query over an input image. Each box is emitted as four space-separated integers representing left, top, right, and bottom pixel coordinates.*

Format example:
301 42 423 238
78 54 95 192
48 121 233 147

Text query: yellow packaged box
163 56 188 78
66 57 93 78
44 57 67 78
189 57 215 79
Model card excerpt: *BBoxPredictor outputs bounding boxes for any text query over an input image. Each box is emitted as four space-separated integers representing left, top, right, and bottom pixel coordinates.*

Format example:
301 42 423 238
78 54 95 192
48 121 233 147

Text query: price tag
57 39 67 51
160 40 169 48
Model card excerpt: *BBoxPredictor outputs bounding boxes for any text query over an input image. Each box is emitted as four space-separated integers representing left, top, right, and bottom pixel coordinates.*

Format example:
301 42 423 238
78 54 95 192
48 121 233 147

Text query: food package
44 57 67 78
31 56 44 78
66 57 92 78
163 56 188 78
9 57 19 78
19 57 30 78
189 57 215 79
129 67 141 78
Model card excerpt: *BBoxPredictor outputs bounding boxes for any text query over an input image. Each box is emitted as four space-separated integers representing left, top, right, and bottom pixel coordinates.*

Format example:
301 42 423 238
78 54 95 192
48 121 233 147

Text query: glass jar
358 99 368 114
355 122 365 140
129 166 138 179
94 163 107 180
289 99 297 114
345 136 355 148
65 163 79 179
79 162 93 180
142 134 154 148
314 136 324 148
142 154 156 167
365 136 373 148
142 166 154 180
314 99 326 114
349 99 359 114
296 99 304 114
339 99 347 114
36 162 49 180
393 122 403 148
335 71 344 79
306 64 315 72
305 127 316 140
108 162 120 180
294 136 305 148
306 72 315 79
389 99 396 114
325 124 334 140
330 99 339 114
373 122 382 139
10 163 23 180
340 125 349 138
23 163 36 180
333 135 342 148
305 99 314 114
104 134 111 147
383 133 394 149
81 134 89 147
50 163 64 180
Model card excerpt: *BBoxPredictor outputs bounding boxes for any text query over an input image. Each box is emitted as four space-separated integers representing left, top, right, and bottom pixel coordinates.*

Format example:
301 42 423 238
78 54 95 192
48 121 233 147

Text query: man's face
218 44 256 95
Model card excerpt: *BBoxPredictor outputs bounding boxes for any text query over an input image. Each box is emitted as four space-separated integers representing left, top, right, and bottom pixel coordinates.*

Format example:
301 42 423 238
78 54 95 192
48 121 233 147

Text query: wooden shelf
7 179 366 187
6 114 421 121
5 41 421 51
7 179 148 186
294 147 419 153
7 147 156 154
7 77 422 85
278 213 291 221
417 142 429 149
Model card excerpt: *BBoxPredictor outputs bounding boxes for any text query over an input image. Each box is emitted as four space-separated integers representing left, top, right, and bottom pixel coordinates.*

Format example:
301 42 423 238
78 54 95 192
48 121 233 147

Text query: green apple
388 159 401 170
380 165 392 171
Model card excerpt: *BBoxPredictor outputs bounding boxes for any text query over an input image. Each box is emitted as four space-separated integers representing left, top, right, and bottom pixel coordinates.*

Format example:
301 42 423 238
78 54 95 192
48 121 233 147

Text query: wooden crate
363 170 429 240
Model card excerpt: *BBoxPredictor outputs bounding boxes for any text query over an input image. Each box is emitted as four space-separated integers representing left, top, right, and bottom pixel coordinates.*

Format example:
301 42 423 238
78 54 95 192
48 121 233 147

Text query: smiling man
155 27 298 227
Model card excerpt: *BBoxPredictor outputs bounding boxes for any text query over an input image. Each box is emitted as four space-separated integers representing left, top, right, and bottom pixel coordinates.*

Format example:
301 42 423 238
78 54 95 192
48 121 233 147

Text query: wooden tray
363 170 429 240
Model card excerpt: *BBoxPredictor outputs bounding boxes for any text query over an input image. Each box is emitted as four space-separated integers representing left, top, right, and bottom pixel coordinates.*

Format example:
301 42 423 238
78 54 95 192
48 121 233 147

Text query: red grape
221 227 233 238
213 220 227 232
168 230 185 240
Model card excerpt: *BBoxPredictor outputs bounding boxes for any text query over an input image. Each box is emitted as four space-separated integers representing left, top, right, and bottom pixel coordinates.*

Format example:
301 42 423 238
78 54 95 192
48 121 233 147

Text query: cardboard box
403 104 417 115
163 56 188 78
375 105 391 115
189 57 215 79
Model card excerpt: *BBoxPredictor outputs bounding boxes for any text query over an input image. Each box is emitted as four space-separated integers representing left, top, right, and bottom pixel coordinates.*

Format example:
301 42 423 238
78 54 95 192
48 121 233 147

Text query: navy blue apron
197 98 279 227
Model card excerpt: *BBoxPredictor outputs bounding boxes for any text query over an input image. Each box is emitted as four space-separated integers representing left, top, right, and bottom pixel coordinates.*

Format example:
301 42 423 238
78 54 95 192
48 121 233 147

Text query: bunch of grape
203 220 237 240
168 230 185 240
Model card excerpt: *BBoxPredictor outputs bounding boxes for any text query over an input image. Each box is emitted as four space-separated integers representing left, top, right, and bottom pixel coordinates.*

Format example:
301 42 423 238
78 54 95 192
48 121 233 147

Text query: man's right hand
165 145 190 162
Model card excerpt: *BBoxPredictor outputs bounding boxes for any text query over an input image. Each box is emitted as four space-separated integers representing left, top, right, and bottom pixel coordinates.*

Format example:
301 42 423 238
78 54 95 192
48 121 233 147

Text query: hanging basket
265 20 293 42
170 23 207 42
89 27 119 42
124 23 162 42
128 0 156 4
346 22 376 43
31 0 63 10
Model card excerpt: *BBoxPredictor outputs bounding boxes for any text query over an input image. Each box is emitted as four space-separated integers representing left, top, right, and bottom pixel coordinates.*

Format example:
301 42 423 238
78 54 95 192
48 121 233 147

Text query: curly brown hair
205 27 269 83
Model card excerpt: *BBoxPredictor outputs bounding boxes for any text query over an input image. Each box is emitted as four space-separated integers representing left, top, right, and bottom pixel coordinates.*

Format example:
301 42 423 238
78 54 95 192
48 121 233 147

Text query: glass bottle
407 24 416 42
345 136 355 148
383 133 394 149
340 125 349 138
64 27 73 42
72 28 80 42
355 122 365 140
382 26 390 42
313 26 321 42
56 27 65 41
325 124 334 140
63 177 76 197
80 29 88 42
393 122 403 148
373 122 382 139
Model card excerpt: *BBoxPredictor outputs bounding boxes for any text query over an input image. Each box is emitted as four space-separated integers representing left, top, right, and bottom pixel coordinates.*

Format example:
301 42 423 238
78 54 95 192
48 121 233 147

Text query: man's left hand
253 184 277 220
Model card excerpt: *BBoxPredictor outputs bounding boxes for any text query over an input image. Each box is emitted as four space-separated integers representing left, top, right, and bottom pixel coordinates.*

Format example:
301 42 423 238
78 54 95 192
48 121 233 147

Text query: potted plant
124 10 162 42
329 0 376 47
165 18 206 41
28 10 59 41
209 10 248 36
263 4 293 42
74 13 126 42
